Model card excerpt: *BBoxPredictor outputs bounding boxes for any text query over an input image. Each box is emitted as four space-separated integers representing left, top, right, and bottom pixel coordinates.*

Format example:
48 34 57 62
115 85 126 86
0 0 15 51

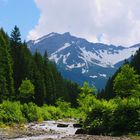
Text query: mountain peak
62 32 71 36
130 43 140 48
28 32 140 89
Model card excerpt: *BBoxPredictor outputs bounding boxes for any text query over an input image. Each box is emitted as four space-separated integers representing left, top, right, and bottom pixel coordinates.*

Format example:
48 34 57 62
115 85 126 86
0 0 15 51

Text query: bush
112 98 140 135
84 98 140 135
85 99 116 135
56 99 71 112
44 105 63 120
21 102 43 122
41 105 52 120
0 101 25 124
55 99 79 119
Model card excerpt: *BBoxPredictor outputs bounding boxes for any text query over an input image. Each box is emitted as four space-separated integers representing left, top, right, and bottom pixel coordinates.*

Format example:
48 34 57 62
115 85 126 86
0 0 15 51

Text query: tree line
0 26 80 107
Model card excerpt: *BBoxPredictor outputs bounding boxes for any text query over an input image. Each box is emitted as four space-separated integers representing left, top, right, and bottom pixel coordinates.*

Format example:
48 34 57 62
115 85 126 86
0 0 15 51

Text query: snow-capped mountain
28 32 140 89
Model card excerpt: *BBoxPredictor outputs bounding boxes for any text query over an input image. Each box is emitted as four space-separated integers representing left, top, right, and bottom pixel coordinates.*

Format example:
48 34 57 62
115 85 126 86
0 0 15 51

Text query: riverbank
0 121 136 140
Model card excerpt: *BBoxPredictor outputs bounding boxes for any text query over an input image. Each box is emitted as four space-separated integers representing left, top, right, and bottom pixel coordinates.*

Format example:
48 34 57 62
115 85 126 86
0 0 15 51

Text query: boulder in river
57 123 69 127
73 123 82 128
75 128 86 134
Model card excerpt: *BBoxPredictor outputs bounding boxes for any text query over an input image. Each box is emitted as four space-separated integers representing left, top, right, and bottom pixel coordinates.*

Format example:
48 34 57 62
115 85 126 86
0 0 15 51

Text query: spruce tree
33 52 46 106
10 25 21 46
10 26 22 94
0 29 14 101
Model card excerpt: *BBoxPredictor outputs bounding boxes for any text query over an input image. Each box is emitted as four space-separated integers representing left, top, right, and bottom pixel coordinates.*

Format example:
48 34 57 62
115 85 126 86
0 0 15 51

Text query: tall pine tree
33 52 46 106
0 28 14 101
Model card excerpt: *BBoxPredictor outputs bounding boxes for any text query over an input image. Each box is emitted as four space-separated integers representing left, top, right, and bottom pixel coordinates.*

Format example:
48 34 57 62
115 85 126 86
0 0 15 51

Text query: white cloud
27 0 140 46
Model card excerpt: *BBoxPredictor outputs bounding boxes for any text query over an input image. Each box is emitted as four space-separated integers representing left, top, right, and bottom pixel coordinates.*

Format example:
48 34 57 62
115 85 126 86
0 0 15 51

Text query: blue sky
0 0 39 40
1 0 140 46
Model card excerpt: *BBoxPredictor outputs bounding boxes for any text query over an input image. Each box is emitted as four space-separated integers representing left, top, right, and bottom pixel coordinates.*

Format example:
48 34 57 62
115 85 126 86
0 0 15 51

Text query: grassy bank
129 135 140 140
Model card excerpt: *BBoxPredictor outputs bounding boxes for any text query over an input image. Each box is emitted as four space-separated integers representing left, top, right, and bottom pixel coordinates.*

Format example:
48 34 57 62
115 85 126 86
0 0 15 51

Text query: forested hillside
0 26 80 107
98 49 140 99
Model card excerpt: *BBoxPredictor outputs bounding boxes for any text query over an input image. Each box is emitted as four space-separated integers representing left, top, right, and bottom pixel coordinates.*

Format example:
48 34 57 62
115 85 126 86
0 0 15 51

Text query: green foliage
113 64 140 98
33 52 46 106
131 48 140 74
18 79 34 102
83 97 140 135
55 99 80 118
21 103 43 122
0 101 25 124
81 82 96 95
64 80 81 107
85 99 116 135
0 28 14 101
77 82 97 119
56 99 71 112
43 105 63 120
112 98 140 135
0 100 80 124
99 61 130 100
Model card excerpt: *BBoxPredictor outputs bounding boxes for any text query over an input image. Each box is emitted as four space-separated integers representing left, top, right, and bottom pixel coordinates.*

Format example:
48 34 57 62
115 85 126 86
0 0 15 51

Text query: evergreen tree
0 29 14 101
10 26 33 97
10 26 22 94
42 52 54 104
10 25 21 46
64 80 81 107
131 48 140 74
33 52 46 106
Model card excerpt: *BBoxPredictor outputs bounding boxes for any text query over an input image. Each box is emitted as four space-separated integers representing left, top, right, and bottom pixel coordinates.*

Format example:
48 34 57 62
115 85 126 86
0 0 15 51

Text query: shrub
84 98 140 135
112 98 140 135
45 105 63 120
21 102 43 122
0 101 25 124
85 99 116 135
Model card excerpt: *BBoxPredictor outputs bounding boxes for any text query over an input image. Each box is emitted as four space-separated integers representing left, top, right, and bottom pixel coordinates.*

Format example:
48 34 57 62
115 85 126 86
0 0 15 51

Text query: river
10 120 79 140
1 120 132 140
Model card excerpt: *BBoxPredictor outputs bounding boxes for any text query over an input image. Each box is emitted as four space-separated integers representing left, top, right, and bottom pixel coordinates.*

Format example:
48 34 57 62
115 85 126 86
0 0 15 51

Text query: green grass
128 134 140 140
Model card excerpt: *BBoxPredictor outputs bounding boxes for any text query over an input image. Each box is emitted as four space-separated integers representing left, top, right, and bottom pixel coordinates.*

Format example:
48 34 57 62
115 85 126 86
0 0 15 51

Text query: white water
12 120 79 140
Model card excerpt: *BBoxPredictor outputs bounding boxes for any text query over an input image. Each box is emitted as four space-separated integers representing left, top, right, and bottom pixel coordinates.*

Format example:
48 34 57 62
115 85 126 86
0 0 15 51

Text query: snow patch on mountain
63 53 70 64
82 68 86 74
98 47 138 65
34 33 57 44
81 68 89 74
90 75 98 78
79 47 113 68
67 63 85 69
34 39 40 44
46 33 56 38
50 43 71 63
56 43 71 53
77 45 138 68
99 74 107 78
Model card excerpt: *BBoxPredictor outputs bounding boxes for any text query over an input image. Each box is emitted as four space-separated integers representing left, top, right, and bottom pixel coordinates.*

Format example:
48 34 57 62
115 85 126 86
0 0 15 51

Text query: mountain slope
28 32 140 89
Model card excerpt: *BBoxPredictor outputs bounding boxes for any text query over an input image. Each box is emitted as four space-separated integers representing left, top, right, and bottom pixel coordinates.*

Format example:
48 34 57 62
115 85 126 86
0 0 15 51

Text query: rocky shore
0 121 134 140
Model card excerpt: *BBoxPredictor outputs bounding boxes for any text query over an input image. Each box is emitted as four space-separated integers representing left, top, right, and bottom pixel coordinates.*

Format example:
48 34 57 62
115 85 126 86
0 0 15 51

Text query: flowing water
1 121 132 140
12 120 79 140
